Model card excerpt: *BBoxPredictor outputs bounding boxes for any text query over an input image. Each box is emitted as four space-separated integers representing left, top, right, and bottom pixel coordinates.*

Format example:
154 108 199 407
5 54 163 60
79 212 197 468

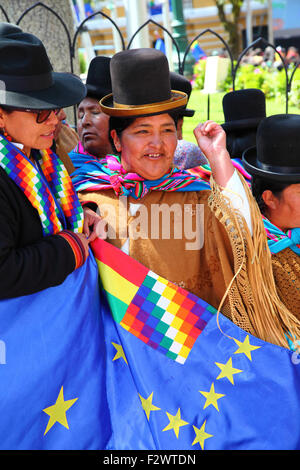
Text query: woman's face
111 113 177 180
0 107 58 152
77 97 112 157
263 183 300 231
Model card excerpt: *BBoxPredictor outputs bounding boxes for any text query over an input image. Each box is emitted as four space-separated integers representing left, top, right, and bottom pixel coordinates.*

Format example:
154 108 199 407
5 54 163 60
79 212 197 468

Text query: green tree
214 0 243 59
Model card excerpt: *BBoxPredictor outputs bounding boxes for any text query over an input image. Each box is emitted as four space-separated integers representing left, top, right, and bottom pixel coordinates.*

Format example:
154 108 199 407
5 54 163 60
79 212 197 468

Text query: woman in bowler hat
243 114 300 318
71 47 298 349
69 55 113 166
0 25 101 298
0 25 112 450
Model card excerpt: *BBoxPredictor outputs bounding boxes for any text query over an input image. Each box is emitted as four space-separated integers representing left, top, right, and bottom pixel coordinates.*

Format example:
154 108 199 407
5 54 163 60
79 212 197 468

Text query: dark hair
0 105 14 114
108 112 179 154
251 176 291 215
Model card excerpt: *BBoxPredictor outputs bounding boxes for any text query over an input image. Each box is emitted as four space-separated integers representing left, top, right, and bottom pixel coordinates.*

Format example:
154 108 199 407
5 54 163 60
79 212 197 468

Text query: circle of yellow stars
41 336 260 447
112 335 261 450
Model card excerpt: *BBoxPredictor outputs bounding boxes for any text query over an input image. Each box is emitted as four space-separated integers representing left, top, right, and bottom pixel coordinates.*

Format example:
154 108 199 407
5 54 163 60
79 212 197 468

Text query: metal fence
0 1 299 123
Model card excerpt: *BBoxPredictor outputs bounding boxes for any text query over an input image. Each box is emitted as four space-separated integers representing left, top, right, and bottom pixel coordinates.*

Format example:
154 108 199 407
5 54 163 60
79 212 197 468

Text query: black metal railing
0 1 299 123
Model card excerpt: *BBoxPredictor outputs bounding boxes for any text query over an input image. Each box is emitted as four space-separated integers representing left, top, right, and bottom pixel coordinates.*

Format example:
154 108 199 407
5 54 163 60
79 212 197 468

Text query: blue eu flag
0 255 111 450
2 240 300 450
101 294 300 450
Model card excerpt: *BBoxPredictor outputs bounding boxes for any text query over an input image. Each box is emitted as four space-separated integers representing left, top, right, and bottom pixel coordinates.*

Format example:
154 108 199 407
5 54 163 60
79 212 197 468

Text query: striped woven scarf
71 154 210 199
263 218 300 255
0 136 83 236
188 157 252 186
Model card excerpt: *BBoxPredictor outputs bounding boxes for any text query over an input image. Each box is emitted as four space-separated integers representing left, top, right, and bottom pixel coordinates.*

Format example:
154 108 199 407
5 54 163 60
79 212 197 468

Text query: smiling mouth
145 153 162 160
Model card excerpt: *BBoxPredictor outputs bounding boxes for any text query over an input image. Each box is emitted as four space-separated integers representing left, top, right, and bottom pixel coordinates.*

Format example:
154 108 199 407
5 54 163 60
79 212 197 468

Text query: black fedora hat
0 22 22 36
100 48 187 117
170 71 194 117
221 88 266 132
242 114 300 182
0 26 86 110
86 56 112 100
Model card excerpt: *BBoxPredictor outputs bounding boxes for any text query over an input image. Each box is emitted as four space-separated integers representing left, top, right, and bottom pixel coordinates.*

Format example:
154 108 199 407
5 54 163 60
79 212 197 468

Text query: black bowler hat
242 114 300 182
170 71 195 117
0 26 86 110
224 128 258 159
221 88 266 132
100 48 187 117
86 56 112 100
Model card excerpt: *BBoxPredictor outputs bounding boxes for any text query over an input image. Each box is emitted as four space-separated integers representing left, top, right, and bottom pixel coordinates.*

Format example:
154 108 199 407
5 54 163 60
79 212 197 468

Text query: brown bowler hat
100 48 187 118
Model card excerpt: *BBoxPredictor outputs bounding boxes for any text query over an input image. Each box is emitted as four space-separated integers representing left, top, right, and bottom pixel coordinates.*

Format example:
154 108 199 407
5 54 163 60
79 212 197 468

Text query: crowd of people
0 21 300 449
240 44 300 70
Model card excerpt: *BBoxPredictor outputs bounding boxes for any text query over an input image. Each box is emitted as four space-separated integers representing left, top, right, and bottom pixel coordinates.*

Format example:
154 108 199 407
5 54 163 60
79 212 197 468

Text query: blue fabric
0 255 111 450
69 146 99 171
101 293 300 450
263 218 300 255
191 43 206 61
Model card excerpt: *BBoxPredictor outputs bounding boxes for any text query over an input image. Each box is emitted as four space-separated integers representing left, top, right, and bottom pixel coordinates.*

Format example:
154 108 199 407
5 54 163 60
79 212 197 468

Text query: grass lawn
182 89 300 144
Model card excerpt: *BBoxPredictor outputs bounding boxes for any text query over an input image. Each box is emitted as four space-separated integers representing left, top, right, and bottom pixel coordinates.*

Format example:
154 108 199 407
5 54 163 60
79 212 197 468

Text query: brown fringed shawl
209 173 300 348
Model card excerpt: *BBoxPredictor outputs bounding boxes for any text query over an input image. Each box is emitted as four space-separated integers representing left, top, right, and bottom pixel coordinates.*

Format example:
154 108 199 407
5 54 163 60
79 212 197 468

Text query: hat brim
181 108 195 117
99 90 188 117
222 117 264 132
0 72 86 110
242 146 300 182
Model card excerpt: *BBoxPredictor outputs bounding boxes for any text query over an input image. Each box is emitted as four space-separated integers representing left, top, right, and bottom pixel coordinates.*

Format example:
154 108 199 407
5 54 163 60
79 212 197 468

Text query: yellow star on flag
43 386 78 436
215 357 242 384
139 392 160 420
233 335 260 360
112 342 128 364
162 408 189 438
192 420 213 450
199 382 225 411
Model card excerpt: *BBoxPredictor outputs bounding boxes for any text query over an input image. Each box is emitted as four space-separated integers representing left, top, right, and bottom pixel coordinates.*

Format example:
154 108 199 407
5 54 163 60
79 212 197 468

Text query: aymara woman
72 48 300 349
0 24 107 449
243 113 300 321
0 27 102 297
69 56 113 166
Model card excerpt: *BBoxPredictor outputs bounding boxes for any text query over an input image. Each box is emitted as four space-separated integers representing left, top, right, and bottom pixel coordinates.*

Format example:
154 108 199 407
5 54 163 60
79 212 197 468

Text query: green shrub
192 59 206 90
79 50 87 74
193 58 300 102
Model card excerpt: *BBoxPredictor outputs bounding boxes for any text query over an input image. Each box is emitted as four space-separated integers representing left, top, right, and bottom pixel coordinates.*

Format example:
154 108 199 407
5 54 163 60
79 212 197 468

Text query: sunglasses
1 106 60 124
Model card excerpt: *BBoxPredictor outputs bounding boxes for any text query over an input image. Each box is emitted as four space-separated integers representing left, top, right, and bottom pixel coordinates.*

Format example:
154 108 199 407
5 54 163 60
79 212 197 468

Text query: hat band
257 160 300 174
113 97 175 109
100 91 187 117
0 72 53 92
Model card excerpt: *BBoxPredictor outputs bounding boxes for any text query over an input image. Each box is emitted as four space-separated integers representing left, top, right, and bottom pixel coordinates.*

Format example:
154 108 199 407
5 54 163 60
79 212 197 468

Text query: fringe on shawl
208 172 300 349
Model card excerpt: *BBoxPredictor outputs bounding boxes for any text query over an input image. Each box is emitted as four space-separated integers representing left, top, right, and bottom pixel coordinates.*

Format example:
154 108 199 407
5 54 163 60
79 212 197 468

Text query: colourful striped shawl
71 153 211 199
0 136 83 236
187 157 252 186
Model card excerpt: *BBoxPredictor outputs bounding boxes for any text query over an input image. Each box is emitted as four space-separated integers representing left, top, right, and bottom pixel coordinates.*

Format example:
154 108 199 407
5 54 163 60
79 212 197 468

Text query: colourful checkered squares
120 271 217 364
